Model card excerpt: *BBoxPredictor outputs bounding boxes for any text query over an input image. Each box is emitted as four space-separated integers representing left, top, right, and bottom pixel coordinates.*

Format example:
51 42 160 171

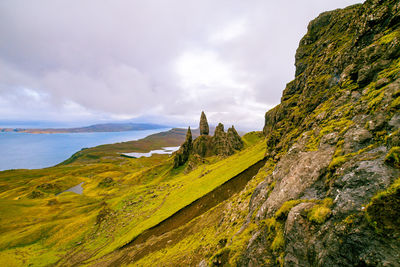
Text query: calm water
123 146 180 158
0 129 169 171
57 182 84 195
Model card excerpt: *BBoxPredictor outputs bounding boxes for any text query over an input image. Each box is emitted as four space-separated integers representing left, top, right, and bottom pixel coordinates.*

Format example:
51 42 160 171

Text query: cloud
0 0 363 130
209 19 247 44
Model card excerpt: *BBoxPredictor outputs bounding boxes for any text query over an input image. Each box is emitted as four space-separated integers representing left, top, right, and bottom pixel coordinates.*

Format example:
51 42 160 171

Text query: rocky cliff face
138 2 399 265
242 0 400 266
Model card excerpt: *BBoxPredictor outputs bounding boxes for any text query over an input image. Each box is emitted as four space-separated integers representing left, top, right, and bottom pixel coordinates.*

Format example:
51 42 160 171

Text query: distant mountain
0 123 170 134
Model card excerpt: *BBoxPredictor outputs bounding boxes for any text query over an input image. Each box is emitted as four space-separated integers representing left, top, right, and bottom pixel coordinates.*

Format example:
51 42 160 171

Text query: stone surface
243 1 400 266
256 140 335 218
342 126 373 154
227 126 244 151
213 123 228 155
173 127 193 168
200 111 209 135
174 113 244 167
284 202 316 267
192 135 213 158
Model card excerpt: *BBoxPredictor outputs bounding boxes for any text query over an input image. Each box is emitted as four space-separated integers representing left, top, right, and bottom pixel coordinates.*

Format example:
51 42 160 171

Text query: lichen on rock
173 127 193 168
241 1 400 265
173 113 244 168
227 126 244 151
200 111 209 135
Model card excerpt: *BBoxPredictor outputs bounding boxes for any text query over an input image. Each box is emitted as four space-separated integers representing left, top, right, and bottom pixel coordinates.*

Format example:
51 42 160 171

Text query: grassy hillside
0 130 265 266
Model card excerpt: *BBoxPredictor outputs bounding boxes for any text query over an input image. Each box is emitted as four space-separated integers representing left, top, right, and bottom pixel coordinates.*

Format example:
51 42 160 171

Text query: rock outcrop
227 126 243 151
192 113 244 158
174 113 244 167
192 135 214 158
173 127 193 168
199 111 209 135
239 0 400 266
212 123 228 155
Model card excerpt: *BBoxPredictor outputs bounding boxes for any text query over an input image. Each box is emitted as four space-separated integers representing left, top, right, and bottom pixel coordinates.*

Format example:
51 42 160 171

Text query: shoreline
0 128 174 171
0 128 168 134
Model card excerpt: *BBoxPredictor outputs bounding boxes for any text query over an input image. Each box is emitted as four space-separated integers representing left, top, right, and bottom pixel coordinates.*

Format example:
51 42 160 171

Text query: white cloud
175 49 246 95
0 0 364 130
209 19 247 44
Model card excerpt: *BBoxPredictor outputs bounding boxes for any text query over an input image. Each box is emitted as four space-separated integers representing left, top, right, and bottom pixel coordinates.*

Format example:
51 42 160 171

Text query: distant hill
0 123 169 134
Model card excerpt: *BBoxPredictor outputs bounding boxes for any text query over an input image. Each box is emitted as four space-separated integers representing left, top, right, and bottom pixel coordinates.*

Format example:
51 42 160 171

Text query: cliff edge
242 0 400 265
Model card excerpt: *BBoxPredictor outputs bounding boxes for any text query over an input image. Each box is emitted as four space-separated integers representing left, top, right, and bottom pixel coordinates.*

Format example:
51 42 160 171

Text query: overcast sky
0 0 363 130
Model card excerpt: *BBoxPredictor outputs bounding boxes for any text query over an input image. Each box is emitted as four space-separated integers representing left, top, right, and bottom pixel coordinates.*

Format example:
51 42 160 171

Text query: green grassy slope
0 130 265 266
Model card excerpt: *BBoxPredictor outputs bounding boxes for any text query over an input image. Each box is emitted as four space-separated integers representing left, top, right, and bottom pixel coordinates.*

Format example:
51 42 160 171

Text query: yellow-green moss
365 177 400 233
390 96 400 110
376 58 400 80
266 218 284 252
307 198 333 224
343 214 358 225
271 225 285 252
329 144 377 173
368 90 385 111
306 118 353 151
378 29 400 44
276 252 285 267
328 155 347 171
385 147 400 168
275 199 304 219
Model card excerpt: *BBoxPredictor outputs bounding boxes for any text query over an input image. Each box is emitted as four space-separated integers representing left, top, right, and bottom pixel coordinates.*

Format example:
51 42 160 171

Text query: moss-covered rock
365 177 400 234
192 135 213 158
199 111 209 136
27 190 44 199
247 1 400 266
98 177 115 188
306 198 333 224
175 113 244 163
36 183 60 194
173 127 193 168
211 123 244 156
212 123 228 155
384 146 400 168
227 126 244 151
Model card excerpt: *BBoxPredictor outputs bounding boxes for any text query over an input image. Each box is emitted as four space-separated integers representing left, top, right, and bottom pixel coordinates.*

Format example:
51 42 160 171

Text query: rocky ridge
174 112 244 168
237 0 400 266
86 1 400 265
91 1 400 265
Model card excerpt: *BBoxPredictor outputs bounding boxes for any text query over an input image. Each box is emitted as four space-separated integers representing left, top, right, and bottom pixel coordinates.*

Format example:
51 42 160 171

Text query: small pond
57 182 84 195
122 146 180 158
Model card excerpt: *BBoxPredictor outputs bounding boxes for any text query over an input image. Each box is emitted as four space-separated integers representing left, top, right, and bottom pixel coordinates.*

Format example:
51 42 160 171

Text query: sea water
0 129 169 171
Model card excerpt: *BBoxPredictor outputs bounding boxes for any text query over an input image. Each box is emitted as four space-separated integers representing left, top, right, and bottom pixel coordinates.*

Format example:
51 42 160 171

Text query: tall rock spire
173 127 193 168
199 111 209 135
227 125 244 151
213 123 228 155
185 126 193 147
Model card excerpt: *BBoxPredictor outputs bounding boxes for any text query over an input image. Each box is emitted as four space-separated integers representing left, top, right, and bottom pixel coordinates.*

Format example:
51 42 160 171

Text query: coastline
0 128 174 171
